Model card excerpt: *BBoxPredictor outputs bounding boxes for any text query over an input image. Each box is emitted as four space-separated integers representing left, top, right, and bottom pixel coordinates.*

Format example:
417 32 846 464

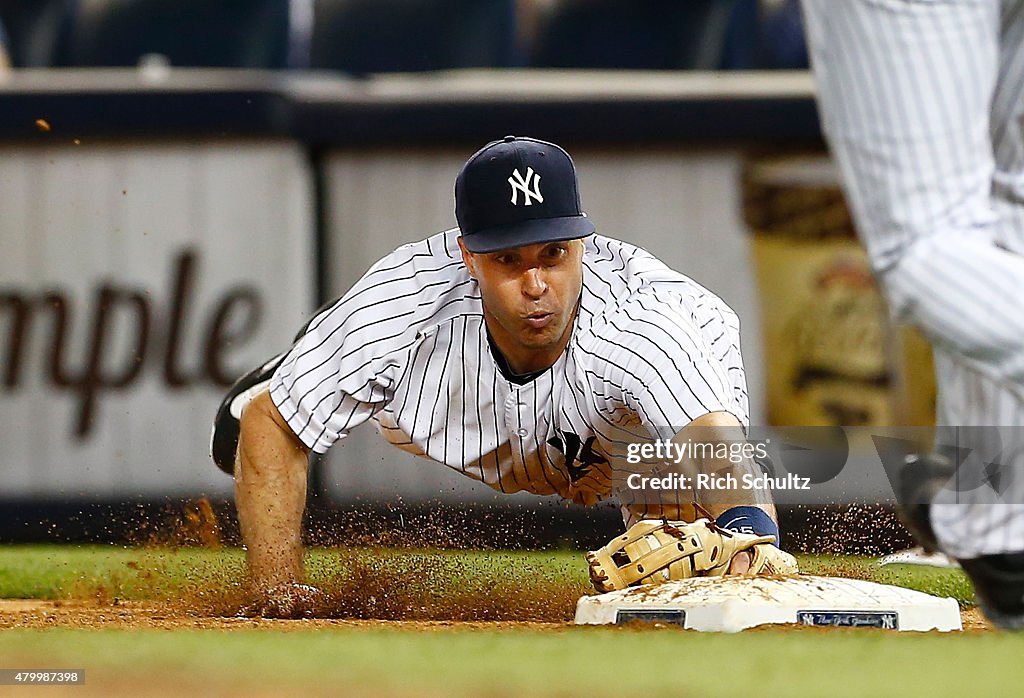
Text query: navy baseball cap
455 135 595 253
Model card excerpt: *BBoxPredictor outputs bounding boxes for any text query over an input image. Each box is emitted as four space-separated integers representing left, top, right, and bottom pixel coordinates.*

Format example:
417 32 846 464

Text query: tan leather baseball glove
586 518 799 592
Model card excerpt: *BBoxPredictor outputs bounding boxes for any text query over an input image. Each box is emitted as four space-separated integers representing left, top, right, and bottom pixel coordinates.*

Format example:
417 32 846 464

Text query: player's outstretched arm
671 410 776 523
235 390 311 593
589 411 793 589
673 411 777 575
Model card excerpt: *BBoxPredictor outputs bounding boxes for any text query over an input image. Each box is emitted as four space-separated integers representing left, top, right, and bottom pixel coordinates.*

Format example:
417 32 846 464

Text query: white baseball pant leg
802 0 1024 556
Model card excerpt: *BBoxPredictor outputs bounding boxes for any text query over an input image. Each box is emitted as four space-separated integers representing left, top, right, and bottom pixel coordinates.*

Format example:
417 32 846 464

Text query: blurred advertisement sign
0 142 313 497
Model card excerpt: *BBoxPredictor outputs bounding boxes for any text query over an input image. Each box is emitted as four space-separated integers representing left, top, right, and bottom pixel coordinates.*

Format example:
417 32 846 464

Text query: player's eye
493 253 518 266
543 245 569 262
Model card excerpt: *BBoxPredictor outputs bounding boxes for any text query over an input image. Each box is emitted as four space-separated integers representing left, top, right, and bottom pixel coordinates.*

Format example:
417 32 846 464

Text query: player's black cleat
210 352 287 475
209 297 336 474
898 453 1024 630
895 453 955 553
958 553 1024 630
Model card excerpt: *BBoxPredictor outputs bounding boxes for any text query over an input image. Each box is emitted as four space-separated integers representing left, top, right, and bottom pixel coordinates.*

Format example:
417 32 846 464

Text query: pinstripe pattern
269 229 750 521
802 0 1024 556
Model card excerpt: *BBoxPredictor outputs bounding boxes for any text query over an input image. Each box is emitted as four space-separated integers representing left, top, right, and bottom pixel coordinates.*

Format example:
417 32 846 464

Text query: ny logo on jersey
508 167 543 206
548 430 608 483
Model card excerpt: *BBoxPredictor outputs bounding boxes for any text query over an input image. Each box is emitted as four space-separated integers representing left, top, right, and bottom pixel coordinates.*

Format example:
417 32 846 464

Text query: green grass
0 545 998 697
2 626 1023 697
0 545 246 600
0 546 591 609
0 545 976 607
797 553 975 606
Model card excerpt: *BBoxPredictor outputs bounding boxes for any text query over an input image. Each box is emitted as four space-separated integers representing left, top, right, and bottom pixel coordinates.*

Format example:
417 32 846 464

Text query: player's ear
457 236 477 279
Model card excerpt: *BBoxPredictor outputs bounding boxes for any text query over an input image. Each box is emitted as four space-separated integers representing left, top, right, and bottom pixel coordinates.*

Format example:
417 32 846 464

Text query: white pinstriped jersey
270 229 748 513
802 0 1024 556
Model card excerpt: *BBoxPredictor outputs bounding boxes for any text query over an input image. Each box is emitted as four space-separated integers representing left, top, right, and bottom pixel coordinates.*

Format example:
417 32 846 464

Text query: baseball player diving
211 135 797 615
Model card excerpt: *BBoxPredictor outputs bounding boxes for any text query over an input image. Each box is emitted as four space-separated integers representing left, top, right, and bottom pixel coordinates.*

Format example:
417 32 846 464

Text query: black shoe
209 352 287 475
895 453 955 553
899 454 1024 630
959 553 1024 630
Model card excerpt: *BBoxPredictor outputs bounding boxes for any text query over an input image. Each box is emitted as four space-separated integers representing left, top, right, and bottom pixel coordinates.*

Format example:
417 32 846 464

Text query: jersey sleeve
592 289 747 441
268 236 459 453
269 302 390 454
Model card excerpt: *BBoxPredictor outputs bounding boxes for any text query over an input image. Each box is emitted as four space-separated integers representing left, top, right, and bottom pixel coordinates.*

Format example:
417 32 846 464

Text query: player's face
460 238 585 374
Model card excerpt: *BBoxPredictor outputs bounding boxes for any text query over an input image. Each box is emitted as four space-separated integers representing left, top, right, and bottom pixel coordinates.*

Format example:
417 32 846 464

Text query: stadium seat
719 0 811 70
0 16 7 67
0 0 75 67
529 0 742 70
61 0 295 68
718 0 758 70
309 0 519 75
756 0 808 69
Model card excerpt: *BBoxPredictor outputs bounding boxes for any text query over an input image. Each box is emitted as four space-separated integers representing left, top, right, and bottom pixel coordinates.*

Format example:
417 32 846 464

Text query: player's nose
522 267 548 298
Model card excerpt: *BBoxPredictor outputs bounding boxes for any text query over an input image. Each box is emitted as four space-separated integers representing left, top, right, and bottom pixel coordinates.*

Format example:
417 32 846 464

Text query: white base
574 575 962 632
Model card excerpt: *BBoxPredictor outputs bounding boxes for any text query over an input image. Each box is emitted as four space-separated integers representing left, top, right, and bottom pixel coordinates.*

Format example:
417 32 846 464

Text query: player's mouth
524 311 554 329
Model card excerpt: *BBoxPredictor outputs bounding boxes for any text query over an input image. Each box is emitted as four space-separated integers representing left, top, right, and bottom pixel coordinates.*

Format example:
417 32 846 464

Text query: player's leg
928 352 1024 556
802 0 1024 396
921 2 1024 627
804 0 1024 627
990 0 1024 254
928 0 1024 554
925 354 1024 627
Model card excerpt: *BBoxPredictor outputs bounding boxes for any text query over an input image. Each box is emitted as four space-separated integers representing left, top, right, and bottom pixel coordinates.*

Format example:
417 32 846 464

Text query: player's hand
587 519 799 592
237 583 325 619
726 550 753 575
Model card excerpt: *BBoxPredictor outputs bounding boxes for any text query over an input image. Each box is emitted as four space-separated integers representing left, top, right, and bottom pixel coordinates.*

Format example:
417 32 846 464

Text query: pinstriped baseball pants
802 0 1024 557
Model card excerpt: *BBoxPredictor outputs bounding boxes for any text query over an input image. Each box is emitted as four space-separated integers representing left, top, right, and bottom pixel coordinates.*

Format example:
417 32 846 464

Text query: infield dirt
0 598 991 633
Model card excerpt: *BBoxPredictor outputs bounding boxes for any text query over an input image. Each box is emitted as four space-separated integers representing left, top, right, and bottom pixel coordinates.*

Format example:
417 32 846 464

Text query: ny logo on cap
508 167 543 206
